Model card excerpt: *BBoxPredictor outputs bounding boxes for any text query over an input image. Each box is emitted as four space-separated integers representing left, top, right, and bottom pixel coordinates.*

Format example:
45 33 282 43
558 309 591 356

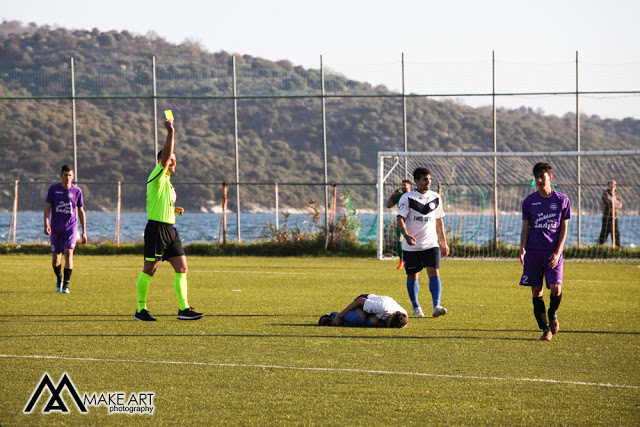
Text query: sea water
1 211 637 248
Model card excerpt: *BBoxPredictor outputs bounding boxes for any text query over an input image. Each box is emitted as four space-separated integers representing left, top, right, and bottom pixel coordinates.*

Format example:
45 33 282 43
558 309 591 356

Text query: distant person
133 118 203 321
597 180 622 247
397 167 449 318
387 180 412 269
318 294 408 328
519 162 571 341
44 164 87 293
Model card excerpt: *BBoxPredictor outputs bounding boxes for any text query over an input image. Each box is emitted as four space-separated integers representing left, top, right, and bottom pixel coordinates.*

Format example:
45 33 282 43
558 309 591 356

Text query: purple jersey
522 190 571 252
46 183 84 232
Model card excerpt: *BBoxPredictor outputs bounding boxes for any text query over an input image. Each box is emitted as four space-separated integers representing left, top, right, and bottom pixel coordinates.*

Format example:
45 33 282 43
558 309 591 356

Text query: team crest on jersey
68 193 73 199
550 203 557 210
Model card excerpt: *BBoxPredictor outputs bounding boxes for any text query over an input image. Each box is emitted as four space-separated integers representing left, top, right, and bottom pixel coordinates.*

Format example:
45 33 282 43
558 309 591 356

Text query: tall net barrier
377 150 640 259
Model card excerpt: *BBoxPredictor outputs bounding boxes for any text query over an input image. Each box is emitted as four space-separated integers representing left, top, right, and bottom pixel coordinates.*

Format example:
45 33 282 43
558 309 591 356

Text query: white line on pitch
4 266 309 275
1 354 637 389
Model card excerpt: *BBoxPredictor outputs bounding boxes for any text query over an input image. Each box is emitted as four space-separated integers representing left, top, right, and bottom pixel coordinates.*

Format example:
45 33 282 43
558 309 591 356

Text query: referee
133 118 203 321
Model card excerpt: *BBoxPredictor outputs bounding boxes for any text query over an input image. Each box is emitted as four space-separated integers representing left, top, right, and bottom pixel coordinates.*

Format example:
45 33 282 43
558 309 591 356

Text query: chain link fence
1 54 639 248
1 180 374 245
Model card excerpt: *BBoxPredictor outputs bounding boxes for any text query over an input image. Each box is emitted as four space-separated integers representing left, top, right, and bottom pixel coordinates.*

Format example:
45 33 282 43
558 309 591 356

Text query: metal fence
1 180 374 245
1 52 639 245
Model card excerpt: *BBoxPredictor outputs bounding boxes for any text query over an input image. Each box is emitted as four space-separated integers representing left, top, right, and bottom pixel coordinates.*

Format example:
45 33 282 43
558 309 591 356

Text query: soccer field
1 255 638 425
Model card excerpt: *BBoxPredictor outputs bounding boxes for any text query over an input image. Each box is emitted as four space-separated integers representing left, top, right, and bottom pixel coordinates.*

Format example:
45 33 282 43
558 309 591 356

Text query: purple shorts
519 251 563 288
50 229 77 253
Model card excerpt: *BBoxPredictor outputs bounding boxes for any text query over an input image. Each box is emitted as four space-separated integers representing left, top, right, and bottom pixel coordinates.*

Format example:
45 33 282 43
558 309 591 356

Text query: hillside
1 21 638 212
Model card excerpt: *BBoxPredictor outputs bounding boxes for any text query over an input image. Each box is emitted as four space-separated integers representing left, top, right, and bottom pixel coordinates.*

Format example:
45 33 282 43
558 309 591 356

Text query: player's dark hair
157 150 163 162
532 162 552 176
413 167 431 181
401 179 411 185
60 164 73 174
388 311 408 328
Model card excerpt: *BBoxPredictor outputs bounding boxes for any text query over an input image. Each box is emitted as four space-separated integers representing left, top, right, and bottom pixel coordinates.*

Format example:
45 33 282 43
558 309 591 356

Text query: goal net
377 150 640 259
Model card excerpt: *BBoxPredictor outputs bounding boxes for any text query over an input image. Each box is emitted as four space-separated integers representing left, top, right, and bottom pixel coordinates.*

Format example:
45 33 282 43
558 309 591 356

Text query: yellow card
164 110 174 120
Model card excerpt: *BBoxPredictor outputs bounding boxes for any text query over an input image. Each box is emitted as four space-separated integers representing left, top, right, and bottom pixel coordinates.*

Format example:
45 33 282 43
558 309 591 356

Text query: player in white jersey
396 167 449 318
321 294 408 328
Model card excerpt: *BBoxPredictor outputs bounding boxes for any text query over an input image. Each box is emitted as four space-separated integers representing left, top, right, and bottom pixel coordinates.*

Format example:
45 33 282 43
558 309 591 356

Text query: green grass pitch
1 255 638 425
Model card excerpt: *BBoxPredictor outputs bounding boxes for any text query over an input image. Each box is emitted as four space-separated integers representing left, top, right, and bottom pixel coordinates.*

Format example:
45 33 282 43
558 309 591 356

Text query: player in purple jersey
519 162 570 341
44 165 87 293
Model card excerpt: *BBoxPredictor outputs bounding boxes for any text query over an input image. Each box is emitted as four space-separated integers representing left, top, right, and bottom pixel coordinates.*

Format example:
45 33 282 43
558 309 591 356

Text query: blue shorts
519 251 563 288
50 229 77 253
342 311 373 327
403 247 441 275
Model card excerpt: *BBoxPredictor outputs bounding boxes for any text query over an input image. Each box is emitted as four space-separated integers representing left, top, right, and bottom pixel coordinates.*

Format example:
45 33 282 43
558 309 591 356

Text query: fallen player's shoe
318 312 337 326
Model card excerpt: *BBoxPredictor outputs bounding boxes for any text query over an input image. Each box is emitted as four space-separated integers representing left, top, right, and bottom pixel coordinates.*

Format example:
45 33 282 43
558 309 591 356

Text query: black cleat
177 307 204 320
134 309 157 321
318 312 337 326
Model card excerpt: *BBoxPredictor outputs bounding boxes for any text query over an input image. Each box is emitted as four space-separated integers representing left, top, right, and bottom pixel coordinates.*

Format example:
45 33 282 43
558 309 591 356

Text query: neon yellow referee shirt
146 163 176 224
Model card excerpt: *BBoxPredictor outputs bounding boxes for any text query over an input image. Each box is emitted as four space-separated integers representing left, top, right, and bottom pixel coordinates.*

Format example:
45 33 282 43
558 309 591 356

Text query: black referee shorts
143 220 185 262
403 247 441 275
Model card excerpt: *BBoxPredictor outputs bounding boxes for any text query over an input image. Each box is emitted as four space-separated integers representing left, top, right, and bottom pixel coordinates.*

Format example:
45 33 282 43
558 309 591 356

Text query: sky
2 0 640 119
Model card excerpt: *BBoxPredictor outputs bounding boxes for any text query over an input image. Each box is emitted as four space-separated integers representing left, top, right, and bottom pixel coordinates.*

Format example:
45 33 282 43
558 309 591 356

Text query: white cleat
413 307 425 317
432 305 447 318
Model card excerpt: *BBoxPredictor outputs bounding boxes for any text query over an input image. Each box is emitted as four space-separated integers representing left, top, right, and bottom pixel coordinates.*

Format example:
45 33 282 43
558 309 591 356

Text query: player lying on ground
318 294 408 328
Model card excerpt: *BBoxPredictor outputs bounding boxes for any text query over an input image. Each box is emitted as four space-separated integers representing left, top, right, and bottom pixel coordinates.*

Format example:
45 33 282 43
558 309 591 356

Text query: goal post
377 150 640 260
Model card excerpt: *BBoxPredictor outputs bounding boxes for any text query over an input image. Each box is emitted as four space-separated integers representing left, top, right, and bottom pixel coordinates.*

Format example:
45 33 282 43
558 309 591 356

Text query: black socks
63 268 73 288
549 293 563 318
532 296 549 331
54 265 63 286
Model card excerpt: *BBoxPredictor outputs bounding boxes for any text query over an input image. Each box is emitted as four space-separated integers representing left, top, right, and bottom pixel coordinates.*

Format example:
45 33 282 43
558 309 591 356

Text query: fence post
332 183 337 226
275 182 279 231
13 179 18 244
221 182 228 247
7 179 19 245
402 53 408 179
321 55 329 251
153 56 159 162
576 51 582 248
377 155 384 260
71 57 78 182
493 51 499 251
612 186 617 248
115 181 122 245
232 55 241 242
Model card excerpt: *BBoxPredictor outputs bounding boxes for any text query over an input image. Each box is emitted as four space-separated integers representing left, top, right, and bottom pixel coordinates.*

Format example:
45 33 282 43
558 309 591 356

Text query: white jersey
397 190 445 252
362 294 407 320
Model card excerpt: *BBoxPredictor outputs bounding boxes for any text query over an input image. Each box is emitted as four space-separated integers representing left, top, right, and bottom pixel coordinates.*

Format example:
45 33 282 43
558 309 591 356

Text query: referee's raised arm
161 119 175 171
